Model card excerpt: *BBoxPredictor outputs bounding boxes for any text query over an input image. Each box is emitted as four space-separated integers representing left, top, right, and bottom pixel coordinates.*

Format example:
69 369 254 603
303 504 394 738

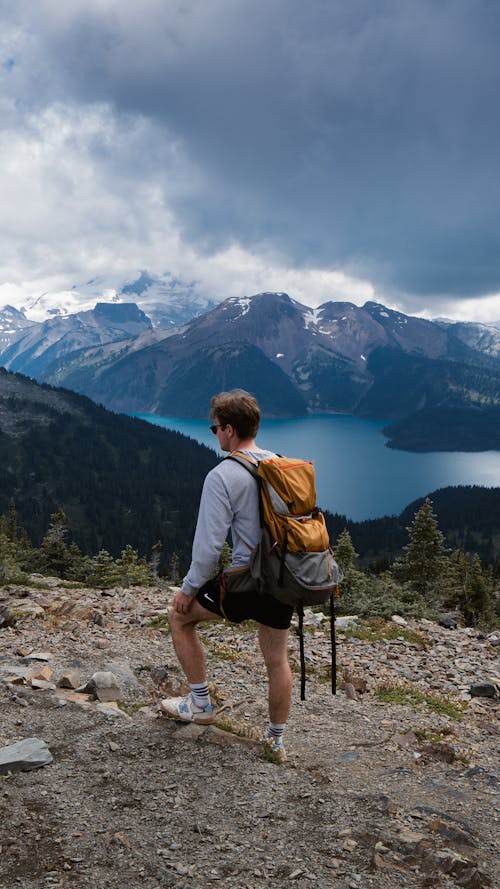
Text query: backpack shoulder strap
225 451 260 480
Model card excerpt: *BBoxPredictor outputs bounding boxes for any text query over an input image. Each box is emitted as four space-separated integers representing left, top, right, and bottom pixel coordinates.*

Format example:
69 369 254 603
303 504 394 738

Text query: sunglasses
209 424 227 435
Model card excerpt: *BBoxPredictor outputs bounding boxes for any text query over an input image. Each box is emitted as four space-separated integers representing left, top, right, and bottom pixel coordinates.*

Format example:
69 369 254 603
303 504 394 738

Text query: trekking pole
298 602 306 701
330 592 336 695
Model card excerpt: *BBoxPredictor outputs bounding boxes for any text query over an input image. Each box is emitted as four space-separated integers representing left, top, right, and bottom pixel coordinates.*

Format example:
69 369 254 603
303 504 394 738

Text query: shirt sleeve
182 467 233 595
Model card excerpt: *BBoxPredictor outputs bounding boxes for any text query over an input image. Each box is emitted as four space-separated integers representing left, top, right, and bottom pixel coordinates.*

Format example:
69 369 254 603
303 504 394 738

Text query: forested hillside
0 368 217 566
2 365 500 566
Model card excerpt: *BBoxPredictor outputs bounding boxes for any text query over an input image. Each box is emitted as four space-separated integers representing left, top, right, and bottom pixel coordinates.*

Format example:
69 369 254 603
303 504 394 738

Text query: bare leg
258 625 293 724
169 601 220 684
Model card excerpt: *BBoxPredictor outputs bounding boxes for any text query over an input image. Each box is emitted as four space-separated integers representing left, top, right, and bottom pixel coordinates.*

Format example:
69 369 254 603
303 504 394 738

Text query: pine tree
450 553 496 627
38 511 73 578
150 541 162 577
168 552 181 585
7 499 17 542
335 529 358 574
392 498 447 600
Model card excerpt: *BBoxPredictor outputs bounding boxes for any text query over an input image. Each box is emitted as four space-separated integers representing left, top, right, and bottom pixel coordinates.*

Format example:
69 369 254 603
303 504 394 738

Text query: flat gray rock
0 737 53 774
470 681 498 698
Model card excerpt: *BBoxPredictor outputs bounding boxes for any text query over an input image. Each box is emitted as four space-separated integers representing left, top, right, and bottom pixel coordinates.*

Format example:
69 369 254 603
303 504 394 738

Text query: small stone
470 682 497 698
79 671 122 702
393 731 417 748
174 723 207 742
344 683 356 700
396 827 426 844
335 616 359 630
0 606 16 628
29 666 53 682
30 679 57 691
303 609 326 628
2 601 45 621
341 837 358 852
56 670 81 690
391 615 407 626
96 702 131 719
439 614 458 629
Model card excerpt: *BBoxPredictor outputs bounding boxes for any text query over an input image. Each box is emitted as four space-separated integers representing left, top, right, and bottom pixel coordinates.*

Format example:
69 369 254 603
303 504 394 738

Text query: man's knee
169 605 191 634
262 645 287 668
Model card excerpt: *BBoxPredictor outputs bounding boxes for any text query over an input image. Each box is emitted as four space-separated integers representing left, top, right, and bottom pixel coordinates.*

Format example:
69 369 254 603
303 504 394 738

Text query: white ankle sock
189 682 211 709
267 722 286 746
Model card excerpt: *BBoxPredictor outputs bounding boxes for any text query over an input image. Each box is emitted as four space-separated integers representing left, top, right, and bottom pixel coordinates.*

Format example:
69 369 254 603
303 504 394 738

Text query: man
160 389 293 763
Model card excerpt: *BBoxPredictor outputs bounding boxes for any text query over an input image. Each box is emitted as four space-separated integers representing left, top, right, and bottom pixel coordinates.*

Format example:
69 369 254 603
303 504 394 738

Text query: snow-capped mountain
9 271 218 329
119 271 218 329
23 292 497 427
0 305 37 350
0 302 155 378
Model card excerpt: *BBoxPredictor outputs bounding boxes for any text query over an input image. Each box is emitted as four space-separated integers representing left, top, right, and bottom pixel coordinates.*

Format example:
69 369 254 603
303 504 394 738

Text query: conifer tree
450 553 496 627
150 541 162 577
168 552 181 585
392 498 447 600
335 529 358 574
7 498 17 542
38 511 73 578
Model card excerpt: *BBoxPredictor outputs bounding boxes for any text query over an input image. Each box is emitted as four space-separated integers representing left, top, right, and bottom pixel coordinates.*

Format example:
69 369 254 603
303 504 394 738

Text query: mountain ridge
1 292 499 451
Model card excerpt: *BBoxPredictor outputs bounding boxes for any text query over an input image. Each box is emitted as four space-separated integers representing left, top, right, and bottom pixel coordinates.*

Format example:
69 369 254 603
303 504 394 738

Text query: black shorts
196 570 293 631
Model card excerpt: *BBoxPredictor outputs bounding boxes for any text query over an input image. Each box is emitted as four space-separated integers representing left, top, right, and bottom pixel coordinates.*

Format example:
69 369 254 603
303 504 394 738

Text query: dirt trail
0 580 498 888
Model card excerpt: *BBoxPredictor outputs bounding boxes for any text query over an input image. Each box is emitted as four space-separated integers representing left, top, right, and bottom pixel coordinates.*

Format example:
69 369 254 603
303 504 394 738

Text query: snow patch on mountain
223 296 253 319
303 307 322 330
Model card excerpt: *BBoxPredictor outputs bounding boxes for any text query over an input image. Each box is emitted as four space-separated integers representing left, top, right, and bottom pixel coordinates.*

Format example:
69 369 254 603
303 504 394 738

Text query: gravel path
0 581 498 888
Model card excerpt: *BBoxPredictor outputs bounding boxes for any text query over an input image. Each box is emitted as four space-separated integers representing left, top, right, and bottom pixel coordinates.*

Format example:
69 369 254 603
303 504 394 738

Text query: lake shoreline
131 413 500 522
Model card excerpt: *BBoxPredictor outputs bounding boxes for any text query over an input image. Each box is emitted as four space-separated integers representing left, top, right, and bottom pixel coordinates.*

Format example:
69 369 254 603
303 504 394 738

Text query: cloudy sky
1 0 500 322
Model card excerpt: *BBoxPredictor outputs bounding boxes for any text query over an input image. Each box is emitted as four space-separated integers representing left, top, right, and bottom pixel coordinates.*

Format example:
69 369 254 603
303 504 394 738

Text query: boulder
0 738 53 774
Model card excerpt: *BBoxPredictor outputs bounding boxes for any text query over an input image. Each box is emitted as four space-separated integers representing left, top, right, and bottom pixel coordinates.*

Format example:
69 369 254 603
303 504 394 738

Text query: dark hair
210 389 261 440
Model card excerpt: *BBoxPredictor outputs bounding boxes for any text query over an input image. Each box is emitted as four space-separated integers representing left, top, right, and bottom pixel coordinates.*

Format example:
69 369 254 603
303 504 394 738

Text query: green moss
208 640 245 662
149 614 170 634
375 683 466 720
344 618 427 648
414 726 454 743
116 701 148 715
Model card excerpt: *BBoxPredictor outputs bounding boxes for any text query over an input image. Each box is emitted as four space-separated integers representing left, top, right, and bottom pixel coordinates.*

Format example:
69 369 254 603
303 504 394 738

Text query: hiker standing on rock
160 389 292 762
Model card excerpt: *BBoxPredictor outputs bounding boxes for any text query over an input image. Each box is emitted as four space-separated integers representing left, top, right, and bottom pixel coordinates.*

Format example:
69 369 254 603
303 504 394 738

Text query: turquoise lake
134 413 500 521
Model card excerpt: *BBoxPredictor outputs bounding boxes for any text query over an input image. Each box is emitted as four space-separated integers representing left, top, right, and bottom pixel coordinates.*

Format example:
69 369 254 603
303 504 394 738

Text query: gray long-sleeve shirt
182 448 276 595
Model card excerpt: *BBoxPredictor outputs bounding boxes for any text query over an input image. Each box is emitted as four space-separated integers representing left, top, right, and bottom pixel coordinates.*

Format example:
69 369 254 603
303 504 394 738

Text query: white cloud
418 293 500 324
0 101 375 315
1 2 500 323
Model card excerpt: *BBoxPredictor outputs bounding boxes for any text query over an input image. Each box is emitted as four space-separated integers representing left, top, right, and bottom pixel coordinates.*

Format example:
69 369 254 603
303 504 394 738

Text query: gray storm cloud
3 0 500 308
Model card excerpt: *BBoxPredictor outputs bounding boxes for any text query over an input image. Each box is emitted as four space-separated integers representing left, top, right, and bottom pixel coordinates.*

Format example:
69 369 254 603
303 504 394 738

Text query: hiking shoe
261 736 287 764
159 693 216 724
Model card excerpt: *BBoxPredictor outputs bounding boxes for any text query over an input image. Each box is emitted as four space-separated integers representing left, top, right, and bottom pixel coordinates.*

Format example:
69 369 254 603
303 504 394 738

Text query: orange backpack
227 452 343 698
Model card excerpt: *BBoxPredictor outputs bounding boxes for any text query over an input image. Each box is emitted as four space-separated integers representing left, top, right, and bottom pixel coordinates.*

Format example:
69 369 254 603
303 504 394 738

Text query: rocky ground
0 579 498 889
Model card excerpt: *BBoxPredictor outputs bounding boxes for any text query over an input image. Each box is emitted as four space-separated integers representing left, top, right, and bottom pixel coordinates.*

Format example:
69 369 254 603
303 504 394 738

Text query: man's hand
173 589 195 615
